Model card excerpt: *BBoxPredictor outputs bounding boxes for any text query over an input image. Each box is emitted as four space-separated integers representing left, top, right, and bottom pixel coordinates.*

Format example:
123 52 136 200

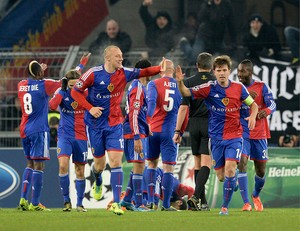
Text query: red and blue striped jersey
240 80 276 139
18 78 61 138
190 80 251 140
73 65 141 129
123 79 149 140
147 76 181 132
49 89 87 140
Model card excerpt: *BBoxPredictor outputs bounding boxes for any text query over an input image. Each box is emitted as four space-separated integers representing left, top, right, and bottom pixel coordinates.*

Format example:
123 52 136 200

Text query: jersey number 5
163 89 174 112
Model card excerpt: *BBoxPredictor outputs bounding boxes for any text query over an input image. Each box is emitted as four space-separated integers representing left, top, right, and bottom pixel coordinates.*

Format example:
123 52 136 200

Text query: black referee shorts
188 117 209 155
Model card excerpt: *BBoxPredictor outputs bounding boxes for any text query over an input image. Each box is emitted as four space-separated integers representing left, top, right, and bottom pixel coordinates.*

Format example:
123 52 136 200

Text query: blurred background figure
0 95 21 147
284 26 300 66
139 0 175 60
179 0 237 64
279 122 299 147
243 14 281 60
88 19 132 65
48 112 60 148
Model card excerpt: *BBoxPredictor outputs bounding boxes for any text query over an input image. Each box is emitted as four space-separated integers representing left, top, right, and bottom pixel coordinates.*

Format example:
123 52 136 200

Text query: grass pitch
0 208 299 231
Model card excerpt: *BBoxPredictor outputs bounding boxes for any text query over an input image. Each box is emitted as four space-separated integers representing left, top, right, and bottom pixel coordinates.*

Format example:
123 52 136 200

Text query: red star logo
185 167 194 181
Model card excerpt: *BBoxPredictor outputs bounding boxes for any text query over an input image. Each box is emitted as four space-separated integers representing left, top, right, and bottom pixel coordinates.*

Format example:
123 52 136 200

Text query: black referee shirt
181 71 215 118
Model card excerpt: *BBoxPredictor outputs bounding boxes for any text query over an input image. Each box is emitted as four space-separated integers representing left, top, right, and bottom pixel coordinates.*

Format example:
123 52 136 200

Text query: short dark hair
177 198 188 210
28 61 41 77
135 59 152 69
239 59 253 72
197 52 213 70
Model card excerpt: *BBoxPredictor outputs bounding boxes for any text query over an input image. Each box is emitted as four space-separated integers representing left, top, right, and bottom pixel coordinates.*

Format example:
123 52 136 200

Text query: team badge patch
139 152 144 159
107 83 114 92
76 81 83 88
222 97 229 106
57 148 61 154
71 101 78 109
133 101 140 109
192 86 199 91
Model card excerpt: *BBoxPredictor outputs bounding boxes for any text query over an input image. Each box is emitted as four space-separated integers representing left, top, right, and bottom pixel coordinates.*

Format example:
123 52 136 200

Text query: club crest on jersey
71 101 78 109
107 83 114 92
222 98 229 106
140 152 144 159
76 81 83 88
57 148 61 154
134 101 140 109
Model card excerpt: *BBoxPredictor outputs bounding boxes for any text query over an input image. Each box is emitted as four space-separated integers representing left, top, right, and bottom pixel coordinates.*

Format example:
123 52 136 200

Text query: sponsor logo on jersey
0 162 20 200
222 98 229 106
107 83 114 92
100 81 105 85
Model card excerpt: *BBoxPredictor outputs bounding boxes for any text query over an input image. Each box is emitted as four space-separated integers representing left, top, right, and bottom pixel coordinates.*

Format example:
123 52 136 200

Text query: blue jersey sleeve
146 81 157 118
262 83 276 113
123 67 141 83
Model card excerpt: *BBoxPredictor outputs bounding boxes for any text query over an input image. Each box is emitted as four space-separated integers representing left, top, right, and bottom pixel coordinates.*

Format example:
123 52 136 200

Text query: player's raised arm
175 65 191 97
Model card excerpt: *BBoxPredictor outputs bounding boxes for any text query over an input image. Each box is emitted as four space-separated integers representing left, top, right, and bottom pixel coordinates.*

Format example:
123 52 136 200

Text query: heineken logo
268 166 300 177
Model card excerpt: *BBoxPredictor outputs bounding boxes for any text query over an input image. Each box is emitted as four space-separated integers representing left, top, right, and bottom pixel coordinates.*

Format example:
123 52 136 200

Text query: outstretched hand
159 57 166 72
80 52 91 66
40 63 47 71
175 65 185 82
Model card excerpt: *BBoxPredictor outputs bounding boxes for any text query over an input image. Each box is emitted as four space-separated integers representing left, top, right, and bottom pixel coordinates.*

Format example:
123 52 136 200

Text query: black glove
61 77 68 91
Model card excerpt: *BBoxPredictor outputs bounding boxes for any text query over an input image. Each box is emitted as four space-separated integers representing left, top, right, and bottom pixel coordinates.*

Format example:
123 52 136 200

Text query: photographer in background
279 122 299 147
48 114 59 147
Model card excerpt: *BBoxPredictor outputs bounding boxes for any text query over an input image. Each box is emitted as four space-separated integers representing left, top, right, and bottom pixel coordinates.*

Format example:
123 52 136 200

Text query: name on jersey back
19 84 39 92
164 81 177 88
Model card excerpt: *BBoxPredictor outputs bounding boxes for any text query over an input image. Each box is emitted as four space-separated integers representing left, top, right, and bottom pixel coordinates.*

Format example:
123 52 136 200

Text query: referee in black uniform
173 52 214 211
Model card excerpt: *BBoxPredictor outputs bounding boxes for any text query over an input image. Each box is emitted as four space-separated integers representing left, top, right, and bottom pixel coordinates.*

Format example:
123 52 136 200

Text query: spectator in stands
88 19 132 64
0 95 21 132
179 0 237 64
279 122 299 147
284 26 300 66
0 95 21 147
242 14 281 60
139 0 175 59
176 12 198 48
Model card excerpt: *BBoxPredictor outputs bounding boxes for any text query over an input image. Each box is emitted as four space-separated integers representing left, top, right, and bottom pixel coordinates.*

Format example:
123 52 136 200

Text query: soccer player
237 59 276 212
175 55 258 215
121 59 152 211
71 45 163 215
142 166 194 211
18 60 62 211
173 52 214 211
145 59 182 211
49 53 91 212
